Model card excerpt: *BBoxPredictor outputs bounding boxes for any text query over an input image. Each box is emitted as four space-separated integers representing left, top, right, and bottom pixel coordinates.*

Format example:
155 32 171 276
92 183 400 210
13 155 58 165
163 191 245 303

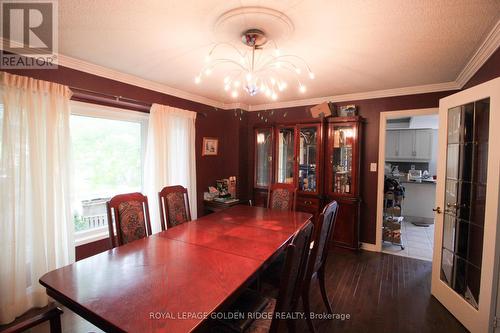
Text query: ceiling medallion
195 7 314 100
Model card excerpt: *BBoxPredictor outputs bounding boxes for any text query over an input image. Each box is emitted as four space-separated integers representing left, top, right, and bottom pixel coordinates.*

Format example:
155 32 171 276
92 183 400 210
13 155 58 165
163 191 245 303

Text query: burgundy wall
3 45 497 257
244 91 458 244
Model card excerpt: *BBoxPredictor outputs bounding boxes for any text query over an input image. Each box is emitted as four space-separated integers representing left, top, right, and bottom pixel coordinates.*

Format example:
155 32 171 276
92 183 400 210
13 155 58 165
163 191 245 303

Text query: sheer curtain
144 103 197 233
0 72 75 324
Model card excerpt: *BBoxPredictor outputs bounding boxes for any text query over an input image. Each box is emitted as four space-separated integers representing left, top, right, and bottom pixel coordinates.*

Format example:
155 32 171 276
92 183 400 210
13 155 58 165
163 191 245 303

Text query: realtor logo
1 0 58 69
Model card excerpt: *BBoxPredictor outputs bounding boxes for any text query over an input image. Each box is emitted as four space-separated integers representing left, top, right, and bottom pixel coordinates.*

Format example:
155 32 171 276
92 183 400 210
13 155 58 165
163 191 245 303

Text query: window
70 102 148 243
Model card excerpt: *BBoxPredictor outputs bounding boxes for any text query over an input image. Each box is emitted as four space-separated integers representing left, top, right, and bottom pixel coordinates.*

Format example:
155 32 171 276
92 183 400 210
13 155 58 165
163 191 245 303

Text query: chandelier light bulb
196 29 313 99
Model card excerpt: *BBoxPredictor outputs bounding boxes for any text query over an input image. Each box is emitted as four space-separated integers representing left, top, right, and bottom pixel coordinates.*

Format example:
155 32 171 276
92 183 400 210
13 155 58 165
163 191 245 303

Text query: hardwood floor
0 249 467 333
293 248 468 333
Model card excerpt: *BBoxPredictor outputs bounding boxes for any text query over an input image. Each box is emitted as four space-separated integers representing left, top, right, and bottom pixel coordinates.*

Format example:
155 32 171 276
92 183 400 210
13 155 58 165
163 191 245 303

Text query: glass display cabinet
326 116 362 249
254 127 273 189
253 121 323 218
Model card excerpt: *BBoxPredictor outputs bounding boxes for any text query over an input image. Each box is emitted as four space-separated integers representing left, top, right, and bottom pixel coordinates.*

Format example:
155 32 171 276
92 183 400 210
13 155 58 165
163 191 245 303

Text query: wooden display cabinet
325 116 363 250
253 120 324 221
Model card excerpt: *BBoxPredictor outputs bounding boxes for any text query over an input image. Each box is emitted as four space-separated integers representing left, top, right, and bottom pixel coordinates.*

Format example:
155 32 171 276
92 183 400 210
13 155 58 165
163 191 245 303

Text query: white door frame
375 107 439 252
431 77 500 333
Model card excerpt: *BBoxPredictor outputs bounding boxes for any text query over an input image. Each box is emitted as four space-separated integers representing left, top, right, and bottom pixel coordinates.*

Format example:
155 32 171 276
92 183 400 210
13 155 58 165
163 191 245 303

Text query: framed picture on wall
202 137 219 156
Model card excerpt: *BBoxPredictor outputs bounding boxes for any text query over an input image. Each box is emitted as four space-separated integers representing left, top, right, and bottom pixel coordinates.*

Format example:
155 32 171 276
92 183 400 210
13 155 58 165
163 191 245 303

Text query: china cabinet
252 116 363 250
253 121 323 219
325 116 363 249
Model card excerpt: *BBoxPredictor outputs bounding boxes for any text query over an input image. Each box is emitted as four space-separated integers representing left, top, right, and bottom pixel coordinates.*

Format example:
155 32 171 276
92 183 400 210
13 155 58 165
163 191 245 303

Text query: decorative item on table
337 104 357 117
202 137 218 156
228 176 237 198
204 186 219 201
216 179 230 197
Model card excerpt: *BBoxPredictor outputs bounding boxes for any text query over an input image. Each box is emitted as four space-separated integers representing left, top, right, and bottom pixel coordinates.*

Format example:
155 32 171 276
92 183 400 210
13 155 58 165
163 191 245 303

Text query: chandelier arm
208 42 246 58
201 59 248 72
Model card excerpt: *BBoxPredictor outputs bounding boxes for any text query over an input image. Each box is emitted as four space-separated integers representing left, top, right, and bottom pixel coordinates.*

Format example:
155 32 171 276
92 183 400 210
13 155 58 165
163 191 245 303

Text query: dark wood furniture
218 220 314 333
253 120 324 221
106 192 152 248
158 185 191 229
325 116 362 250
203 199 243 213
302 200 339 333
253 117 362 250
39 206 312 333
1 304 63 333
267 183 297 211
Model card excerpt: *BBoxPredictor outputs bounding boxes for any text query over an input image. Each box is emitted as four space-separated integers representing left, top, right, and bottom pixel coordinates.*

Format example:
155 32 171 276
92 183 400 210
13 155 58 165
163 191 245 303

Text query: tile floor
382 217 434 261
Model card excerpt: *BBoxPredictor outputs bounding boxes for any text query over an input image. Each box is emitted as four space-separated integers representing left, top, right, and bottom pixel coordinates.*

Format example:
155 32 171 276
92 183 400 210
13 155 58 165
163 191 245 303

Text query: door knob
432 207 442 214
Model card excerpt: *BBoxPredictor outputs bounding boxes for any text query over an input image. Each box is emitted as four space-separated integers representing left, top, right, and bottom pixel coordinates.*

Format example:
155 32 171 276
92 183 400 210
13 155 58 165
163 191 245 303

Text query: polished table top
39 206 312 333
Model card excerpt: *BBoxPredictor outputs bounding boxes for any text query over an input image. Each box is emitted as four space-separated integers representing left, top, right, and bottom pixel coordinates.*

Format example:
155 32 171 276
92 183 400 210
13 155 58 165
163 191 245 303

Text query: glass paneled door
431 78 500 333
331 124 355 195
276 127 295 184
298 125 320 193
254 128 273 188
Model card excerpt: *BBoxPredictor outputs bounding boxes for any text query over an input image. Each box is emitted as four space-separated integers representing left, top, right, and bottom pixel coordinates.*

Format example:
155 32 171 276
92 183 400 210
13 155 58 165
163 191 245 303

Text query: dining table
39 205 312 333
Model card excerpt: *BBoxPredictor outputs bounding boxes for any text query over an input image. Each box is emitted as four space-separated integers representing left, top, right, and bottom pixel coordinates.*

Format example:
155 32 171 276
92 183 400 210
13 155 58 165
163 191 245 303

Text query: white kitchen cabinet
398 130 415 160
385 129 433 161
385 130 399 160
415 129 433 160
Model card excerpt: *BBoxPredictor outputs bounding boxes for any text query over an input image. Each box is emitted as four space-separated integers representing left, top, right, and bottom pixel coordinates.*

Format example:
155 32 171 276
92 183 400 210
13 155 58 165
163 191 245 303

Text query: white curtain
144 103 197 233
0 72 75 324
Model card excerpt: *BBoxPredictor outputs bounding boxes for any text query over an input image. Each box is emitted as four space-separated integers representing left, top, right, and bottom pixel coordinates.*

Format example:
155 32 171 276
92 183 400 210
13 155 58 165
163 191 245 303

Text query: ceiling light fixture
195 29 314 100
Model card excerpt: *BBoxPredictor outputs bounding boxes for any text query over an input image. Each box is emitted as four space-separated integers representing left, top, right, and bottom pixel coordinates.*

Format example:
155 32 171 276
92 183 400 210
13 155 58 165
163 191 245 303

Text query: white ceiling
57 0 500 108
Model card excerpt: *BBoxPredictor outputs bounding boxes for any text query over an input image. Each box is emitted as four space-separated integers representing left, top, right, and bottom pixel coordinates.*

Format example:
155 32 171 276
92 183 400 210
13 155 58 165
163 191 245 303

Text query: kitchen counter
400 179 436 185
401 181 436 219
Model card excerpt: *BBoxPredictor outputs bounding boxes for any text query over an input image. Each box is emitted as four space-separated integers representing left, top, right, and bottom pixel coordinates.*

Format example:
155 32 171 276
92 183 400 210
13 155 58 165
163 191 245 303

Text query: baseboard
360 242 379 252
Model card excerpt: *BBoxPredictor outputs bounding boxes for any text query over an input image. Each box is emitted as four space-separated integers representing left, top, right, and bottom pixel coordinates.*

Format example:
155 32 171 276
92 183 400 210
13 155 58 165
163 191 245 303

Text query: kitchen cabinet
386 129 433 161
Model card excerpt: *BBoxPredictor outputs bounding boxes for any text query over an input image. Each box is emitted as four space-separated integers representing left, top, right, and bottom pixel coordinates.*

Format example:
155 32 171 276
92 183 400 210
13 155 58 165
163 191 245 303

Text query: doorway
375 108 439 261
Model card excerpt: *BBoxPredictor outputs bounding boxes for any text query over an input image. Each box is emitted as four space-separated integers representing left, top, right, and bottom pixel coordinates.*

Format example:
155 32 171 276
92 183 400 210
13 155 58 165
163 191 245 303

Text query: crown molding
3 14 499 113
246 81 460 111
455 19 500 88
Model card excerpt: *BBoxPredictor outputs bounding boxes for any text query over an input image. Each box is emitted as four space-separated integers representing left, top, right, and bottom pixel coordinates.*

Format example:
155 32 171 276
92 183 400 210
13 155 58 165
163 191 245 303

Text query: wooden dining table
39 205 312 333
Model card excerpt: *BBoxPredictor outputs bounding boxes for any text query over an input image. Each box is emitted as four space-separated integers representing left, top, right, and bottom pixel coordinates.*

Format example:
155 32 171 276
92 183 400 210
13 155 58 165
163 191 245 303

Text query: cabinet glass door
255 128 273 188
277 127 295 184
331 125 354 194
298 126 318 193
441 98 489 309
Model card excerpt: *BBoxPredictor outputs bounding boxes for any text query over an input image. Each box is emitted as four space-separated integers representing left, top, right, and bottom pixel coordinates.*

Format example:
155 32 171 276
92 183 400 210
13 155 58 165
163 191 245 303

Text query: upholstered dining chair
301 200 339 333
106 192 152 248
267 183 297 211
158 185 192 230
216 220 314 333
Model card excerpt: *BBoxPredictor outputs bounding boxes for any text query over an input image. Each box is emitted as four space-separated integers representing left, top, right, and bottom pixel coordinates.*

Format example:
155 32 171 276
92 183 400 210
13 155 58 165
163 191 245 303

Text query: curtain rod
70 86 207 117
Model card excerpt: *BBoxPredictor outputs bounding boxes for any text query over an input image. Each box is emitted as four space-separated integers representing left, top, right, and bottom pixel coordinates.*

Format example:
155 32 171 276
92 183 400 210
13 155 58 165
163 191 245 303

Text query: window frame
71 101 149 246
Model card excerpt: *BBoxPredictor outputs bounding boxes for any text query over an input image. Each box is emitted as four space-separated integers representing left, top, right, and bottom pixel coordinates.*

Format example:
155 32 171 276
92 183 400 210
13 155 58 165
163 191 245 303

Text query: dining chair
216 220 314 333
158 185 191 230
267 183 297 211
106 192 152 248
2 304 63 333
301 200 339 333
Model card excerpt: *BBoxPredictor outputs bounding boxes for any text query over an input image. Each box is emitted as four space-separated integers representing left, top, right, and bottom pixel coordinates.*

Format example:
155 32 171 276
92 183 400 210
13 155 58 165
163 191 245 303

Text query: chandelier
195 29 314 100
